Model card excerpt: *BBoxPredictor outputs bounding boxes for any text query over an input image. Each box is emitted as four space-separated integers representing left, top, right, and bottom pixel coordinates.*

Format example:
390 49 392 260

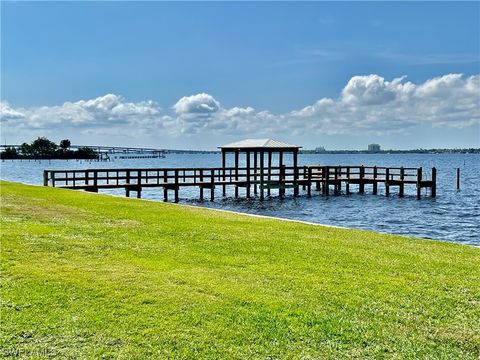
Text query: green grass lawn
1 181 479 359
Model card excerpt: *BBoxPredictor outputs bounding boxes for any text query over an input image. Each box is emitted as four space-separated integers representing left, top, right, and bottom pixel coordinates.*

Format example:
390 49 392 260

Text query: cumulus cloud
0 94 166 136
173 93 220 114
0 101 26 120
1 73 479 141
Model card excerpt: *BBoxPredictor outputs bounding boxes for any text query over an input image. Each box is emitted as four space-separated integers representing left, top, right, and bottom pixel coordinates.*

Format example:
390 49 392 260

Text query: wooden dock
43 165 436 202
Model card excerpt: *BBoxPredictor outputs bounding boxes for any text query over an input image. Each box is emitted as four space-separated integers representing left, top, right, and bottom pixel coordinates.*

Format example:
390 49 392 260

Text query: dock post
334 166 339 195
199 170 204 200
302 166 307 191
293 150 299 197
254 151 258 195
399 167 405 197
432 167 437 198
279 151 284 197
337 166 342 192
222 151 226 196
137 188 141 199
163 170 168 202
456 168 460 190
346 167 350 195
279 165 286 197
126 188 130 197
307 167 312 196
359 166 365 194
43 171 49 186
416 167 422 200
174 170 179 203
210 169 215 201
385 168 390 196
260 151 264 200
234 150 239 199
246 151 251 198
324 167 329 196
373 166 378 195
268 152 272 196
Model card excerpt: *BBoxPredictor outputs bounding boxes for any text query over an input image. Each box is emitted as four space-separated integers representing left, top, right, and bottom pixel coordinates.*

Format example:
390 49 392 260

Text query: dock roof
219 138 301 150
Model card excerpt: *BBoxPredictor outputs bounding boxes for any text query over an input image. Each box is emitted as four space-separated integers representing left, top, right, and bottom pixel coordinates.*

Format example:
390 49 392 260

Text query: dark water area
1 153 479 246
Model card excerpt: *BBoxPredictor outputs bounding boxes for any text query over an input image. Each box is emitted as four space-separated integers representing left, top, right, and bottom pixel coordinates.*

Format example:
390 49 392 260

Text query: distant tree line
301 148 480 154
1 137 99 160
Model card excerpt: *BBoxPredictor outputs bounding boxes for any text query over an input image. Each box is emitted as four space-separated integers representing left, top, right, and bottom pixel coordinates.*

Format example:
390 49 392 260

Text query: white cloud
0 101 26 120
1 73 479 142
173 93 220 114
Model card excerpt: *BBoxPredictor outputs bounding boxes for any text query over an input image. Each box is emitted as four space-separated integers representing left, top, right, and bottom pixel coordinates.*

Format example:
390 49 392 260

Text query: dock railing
43 165 436 202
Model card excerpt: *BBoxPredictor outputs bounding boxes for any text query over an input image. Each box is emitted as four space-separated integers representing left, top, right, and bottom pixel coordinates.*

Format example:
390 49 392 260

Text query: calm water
1 153 479 246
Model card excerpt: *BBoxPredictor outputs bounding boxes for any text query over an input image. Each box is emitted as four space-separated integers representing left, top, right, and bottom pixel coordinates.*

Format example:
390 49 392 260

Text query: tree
60 139 71 151
0 146 18 159
19 142 32 157
75 147 98 159
30 137 58 157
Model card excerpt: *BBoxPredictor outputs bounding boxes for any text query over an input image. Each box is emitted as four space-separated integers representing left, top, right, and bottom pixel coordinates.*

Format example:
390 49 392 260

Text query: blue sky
1 1 479 150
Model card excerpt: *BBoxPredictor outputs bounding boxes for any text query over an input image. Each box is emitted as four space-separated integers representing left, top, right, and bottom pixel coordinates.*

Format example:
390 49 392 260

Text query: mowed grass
0 181 479 359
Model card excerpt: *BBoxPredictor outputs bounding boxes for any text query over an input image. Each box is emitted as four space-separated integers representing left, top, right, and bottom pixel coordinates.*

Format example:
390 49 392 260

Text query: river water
1 153 478 246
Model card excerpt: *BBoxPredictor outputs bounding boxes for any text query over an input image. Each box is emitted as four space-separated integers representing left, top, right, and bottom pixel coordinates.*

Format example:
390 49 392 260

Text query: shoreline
1 179 475 249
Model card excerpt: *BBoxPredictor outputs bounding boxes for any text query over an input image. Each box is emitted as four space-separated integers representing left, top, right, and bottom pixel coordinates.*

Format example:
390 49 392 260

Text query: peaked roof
219 138 301 149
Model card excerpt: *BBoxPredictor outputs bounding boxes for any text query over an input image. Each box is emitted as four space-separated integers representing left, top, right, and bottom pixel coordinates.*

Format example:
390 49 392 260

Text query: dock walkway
43 165 436 202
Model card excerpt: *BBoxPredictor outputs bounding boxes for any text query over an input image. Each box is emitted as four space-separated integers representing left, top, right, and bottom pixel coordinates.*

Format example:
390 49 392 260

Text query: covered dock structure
219 139 301 200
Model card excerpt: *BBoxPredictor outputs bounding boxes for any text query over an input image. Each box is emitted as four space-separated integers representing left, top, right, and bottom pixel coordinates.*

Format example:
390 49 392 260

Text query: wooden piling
199 170 204 200
399 167 404 197
254 151 258 195
163 170 168 202
222 151 226 196
260 152 264 200
456 168 460 190
293 151 299 197
174 170 179 203
307 167 312 196
43 171 48 186
279 151 285 197
373 166 378 195
324 166 329 196
334 166 339 195
246 151 251 198
432 167 437 197
337 167 342 192
385 168 390 196
302 166 307 191
359 166 365 194
210 169 215 201
234 150 239 199
267 152 272 197
279 165 286 197
346 167 350 195
416 167 422 200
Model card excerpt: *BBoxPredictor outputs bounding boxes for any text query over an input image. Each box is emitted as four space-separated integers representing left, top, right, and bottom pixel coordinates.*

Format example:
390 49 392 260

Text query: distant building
368 144 381 152
315 146 326 153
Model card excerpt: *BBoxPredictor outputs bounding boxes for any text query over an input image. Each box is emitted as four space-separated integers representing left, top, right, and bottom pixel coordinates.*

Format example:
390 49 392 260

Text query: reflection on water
1 153 479 246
